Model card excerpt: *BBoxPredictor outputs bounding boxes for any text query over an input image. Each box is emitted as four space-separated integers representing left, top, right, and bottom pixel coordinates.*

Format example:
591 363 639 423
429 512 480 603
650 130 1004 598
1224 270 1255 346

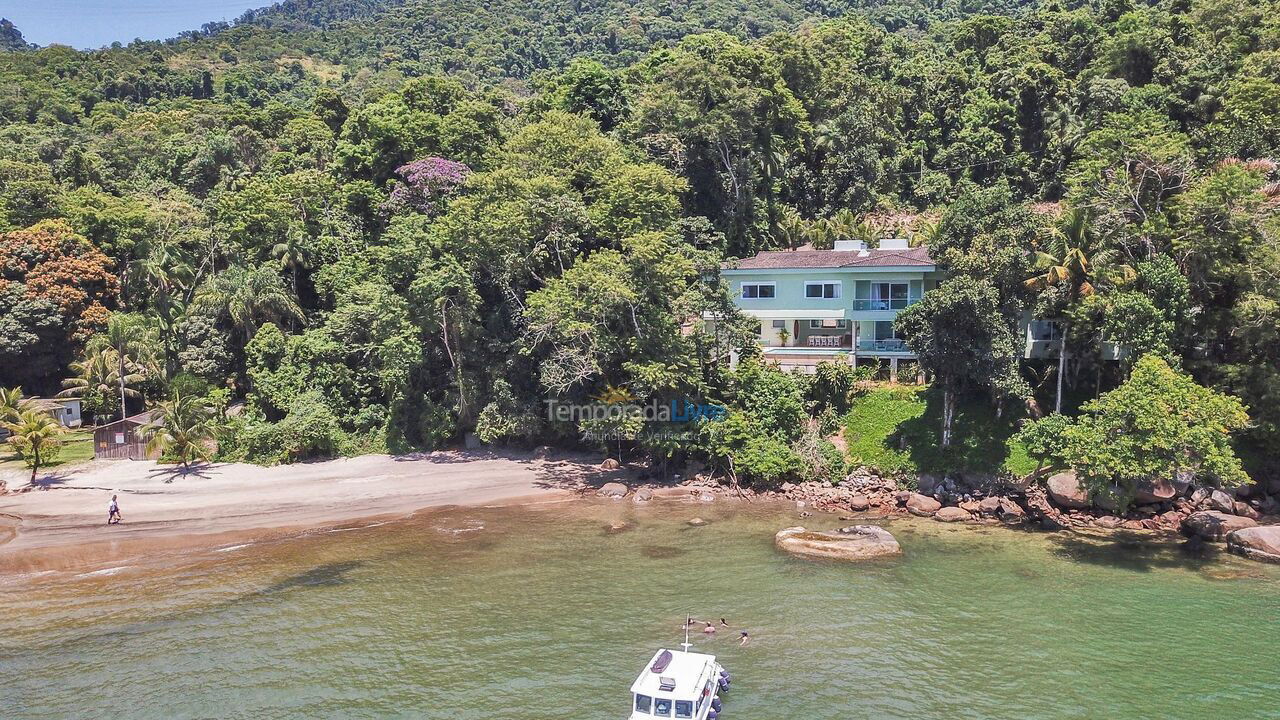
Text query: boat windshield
675 700 694 718
635 694 651 713
653 698 672 716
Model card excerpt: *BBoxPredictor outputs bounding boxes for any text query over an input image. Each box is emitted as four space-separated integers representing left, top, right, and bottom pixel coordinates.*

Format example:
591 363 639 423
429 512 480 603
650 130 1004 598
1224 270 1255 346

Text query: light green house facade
718 239 1120 377
718 239 942 377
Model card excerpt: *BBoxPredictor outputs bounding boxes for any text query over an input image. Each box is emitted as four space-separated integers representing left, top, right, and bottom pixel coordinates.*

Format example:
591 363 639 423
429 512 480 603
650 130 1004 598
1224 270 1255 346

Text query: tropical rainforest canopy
0 0 1276 484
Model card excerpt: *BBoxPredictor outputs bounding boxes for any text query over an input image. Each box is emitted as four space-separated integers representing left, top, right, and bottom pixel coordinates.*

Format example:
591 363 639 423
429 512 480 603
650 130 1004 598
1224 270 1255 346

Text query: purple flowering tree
385 157 471 215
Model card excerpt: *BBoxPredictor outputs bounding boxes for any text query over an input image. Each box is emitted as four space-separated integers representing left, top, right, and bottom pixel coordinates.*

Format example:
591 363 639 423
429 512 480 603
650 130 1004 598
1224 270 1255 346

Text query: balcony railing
856 339 910 353
851 297 918 311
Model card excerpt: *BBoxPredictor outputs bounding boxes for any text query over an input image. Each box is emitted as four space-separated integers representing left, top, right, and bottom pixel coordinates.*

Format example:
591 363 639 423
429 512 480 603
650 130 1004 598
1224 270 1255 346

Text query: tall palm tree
127 240 195 308
827 209 860 240
142 393 217 472
912 220 942 248
774 207 808 250
125 242 194 378
1024 208 1136 413
3 409 65 486
59 346 145 420
192 264 304 344
271 233 309 296
87 316 159 421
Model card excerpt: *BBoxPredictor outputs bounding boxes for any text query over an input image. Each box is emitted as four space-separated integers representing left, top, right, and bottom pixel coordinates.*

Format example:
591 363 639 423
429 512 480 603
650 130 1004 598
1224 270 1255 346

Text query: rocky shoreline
598 463 1280 565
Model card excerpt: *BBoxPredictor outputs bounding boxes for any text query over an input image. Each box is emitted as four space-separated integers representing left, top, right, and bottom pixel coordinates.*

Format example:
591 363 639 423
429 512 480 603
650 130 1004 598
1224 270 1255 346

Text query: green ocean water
3 500 1278 719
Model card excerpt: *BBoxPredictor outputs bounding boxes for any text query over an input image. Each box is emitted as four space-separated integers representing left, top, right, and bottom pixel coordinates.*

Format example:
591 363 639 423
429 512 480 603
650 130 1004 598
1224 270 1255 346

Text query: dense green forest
1 0 1277 491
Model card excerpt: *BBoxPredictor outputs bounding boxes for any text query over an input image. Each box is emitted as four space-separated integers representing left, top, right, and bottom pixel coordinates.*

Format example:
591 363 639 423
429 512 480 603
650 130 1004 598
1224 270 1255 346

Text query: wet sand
0 450 631 573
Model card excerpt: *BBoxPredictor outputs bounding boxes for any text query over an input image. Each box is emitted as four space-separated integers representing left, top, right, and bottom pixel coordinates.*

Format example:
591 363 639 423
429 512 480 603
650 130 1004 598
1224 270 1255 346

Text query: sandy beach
0 450 630 572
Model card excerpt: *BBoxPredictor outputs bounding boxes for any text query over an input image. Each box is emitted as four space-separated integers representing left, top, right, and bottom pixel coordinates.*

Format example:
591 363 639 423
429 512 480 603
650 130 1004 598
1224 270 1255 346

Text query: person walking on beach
107 495 122 525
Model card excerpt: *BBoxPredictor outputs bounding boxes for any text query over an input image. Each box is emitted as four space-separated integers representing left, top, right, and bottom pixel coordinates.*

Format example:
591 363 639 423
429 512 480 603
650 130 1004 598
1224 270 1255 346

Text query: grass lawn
0 429 96 472
843 385 1036 478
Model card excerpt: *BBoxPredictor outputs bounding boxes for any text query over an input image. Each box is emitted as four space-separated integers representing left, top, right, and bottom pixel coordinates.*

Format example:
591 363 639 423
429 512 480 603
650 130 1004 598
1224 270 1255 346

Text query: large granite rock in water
775 526 902 561
1183 511 1257 541
1046 471 1090 509
934 506 972 523
906 493 942 517
1227 526 1280 564
596 482 629 498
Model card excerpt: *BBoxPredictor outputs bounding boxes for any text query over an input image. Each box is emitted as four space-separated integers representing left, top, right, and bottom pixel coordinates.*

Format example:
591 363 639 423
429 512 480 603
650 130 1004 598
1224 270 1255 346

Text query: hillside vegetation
1 0 1277 488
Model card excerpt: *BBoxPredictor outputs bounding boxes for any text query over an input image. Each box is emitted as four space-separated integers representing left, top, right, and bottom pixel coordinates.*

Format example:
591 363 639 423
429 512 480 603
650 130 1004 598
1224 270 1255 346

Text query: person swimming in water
739 630 750 647
703 622 716 634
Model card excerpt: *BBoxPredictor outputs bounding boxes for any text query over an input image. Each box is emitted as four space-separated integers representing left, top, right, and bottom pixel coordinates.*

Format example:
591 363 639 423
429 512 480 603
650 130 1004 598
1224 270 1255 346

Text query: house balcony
855 338 913 354
756 330 916 376
851 298 917 311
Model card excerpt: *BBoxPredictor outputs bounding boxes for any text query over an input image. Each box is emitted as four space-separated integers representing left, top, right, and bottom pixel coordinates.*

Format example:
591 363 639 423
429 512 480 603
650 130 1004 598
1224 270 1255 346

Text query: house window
771 319 785 328
874 321 898 341
804 281 841 299
871 283 909 310
741 282 775 299
1030 320 1061 341
114 432 126 444
809 319 847 329
854 281 922 310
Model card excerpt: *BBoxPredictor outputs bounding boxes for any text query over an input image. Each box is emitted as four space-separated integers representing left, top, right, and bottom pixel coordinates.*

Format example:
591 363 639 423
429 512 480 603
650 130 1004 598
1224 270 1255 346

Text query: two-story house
717 239 1124 379
719 239 942 379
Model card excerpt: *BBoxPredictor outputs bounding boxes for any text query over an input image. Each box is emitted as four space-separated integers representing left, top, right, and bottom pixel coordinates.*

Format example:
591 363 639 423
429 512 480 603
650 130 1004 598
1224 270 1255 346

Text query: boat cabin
629 648 721 719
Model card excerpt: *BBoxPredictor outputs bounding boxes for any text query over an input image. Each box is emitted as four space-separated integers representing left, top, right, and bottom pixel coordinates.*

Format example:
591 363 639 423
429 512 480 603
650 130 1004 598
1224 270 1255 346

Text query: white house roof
630 649 717 700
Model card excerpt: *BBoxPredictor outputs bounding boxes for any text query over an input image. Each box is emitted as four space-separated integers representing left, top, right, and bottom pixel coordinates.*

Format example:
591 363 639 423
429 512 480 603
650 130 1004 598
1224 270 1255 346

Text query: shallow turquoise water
3 501 1279 719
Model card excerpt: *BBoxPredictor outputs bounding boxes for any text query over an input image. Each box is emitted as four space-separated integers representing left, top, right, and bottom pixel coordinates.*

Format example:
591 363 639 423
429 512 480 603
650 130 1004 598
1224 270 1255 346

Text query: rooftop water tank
832 240 867 251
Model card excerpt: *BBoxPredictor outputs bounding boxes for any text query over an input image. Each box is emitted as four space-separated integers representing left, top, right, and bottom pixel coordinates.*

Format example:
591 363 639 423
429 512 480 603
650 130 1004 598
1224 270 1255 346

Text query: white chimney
879 238 910 250
832 240 866 252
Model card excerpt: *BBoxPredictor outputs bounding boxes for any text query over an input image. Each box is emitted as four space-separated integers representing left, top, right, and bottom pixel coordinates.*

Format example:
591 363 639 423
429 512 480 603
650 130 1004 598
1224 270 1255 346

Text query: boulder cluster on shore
643 464 1280 565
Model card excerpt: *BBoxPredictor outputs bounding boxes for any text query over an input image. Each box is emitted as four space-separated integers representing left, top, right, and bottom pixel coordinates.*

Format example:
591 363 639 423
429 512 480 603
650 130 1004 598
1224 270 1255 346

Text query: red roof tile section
725 246 934 270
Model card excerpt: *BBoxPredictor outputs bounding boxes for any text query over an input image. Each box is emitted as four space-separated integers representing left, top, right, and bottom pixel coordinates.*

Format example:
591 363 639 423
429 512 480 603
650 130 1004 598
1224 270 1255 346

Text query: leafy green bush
736 434 804 485
806 361 873 415
792 427 846 484
167 372 213 400
1057 355 1251 511
276 391 345 462
1011 413 1073 474
417 403 456 449
475 379 544 445
226 391 346 465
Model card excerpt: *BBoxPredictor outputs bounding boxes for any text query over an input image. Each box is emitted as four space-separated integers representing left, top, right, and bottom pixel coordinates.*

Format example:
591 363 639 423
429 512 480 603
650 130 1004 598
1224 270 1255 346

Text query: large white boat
627 642 730 719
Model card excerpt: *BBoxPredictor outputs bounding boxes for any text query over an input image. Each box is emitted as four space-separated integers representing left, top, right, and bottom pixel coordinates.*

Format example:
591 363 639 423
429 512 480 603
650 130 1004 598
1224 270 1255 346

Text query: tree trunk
118 355 128 421
1054 322 1068 415
941 387 955 448
30 444 39 486
439 304 468 423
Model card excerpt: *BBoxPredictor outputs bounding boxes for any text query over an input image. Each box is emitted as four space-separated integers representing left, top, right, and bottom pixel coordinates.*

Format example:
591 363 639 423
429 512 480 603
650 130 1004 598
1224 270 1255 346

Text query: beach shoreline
0 450 631 573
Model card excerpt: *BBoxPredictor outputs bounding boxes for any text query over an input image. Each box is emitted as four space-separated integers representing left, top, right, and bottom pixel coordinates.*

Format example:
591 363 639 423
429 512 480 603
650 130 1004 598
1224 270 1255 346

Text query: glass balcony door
853 280 922 311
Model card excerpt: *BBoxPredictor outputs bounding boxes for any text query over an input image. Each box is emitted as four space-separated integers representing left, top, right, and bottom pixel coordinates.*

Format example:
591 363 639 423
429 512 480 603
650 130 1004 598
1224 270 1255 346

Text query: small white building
29 397 83 428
